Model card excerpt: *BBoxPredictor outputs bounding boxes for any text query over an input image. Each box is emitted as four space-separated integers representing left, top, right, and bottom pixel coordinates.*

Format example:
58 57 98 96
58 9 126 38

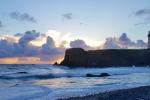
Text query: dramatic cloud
70 39 95 50
0 30 148 63
0 30 40 57
0 21 3 28
0 30 66 63
103 33 147 49
41 36 64 54
62 13 73 20
0 39 15 57
10 12 37 23
19 30 40 47
103 38 121 49
134 8 150 25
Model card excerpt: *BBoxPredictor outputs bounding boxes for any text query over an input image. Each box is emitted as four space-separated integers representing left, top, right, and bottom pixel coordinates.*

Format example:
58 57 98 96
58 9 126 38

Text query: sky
0 0 150 64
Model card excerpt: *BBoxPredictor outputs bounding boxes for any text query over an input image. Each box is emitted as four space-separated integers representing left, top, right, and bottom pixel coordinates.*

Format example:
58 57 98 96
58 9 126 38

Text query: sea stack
148 31 150 49
60 48 150 67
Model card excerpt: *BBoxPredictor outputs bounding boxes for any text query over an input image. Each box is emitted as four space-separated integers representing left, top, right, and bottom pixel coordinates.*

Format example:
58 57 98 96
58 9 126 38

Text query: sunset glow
0 0 150 64
0 1 150 100
0 57 63 64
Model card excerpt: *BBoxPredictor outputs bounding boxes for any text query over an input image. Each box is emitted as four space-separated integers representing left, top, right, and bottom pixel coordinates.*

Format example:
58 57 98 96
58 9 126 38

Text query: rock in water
60 48 150 67
86 73 110 77
99 73 110 77
53 62 58 66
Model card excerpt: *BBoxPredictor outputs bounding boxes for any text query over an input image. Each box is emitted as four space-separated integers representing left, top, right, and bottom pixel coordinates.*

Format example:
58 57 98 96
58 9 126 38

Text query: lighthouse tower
148 31 150 49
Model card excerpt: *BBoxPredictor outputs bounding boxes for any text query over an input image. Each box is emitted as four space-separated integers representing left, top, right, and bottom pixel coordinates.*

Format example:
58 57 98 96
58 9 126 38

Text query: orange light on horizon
0 56 64 64
0 57 18 64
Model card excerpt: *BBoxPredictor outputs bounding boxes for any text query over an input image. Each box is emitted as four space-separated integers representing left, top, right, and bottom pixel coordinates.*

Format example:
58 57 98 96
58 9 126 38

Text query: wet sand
60 85 150 100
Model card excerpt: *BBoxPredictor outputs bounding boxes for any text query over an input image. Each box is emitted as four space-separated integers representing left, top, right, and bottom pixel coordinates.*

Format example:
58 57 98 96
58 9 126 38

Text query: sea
0 64 150 100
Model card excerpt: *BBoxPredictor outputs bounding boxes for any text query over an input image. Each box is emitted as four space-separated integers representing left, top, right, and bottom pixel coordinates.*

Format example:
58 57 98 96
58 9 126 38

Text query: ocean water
0 64 150 100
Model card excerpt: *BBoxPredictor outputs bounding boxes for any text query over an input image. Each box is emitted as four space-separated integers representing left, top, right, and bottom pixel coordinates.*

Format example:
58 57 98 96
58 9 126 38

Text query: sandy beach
61 85 150 100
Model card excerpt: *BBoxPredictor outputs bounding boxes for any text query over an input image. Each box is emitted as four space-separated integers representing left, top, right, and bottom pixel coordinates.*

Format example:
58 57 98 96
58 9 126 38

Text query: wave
0 74 57 80
0 65 150 80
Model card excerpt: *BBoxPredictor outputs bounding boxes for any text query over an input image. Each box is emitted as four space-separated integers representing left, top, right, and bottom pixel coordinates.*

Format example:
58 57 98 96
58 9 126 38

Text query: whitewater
0 64 150 100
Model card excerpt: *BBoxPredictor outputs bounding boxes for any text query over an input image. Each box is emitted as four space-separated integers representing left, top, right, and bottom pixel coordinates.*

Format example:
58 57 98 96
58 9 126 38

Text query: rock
60 48 150 67
86 73 110 77
18 71 28 74
99 73 110 77
53 62 58 66
86 74 99 77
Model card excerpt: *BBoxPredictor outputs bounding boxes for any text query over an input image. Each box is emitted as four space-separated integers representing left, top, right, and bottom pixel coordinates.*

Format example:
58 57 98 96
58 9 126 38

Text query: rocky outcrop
53 62 58 66
60 48 150 67
86 73 110 77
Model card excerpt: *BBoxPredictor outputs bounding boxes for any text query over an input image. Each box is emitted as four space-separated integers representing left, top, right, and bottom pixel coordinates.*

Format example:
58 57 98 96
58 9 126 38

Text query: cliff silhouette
60 48 150 67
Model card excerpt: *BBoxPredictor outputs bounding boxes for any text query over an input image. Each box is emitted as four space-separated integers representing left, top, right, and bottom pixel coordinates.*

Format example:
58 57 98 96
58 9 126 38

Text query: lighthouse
148 31 150 49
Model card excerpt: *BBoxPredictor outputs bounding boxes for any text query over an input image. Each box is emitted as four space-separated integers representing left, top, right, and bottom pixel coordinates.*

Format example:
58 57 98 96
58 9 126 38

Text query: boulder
86 73 110 77
99 73 110 77
18 71 28 74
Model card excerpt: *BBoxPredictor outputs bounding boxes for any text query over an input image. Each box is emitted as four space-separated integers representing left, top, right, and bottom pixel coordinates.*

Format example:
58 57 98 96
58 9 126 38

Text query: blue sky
0 0 150 41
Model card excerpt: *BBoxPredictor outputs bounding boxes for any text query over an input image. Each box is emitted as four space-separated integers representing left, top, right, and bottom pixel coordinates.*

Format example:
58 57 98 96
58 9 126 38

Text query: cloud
14 33 24 37
134 8 150 25
3 35 19 43
61 13 86 26
119 33 134 46
0 39 15 57
102 33 147 49
42 36 58 54
136 40 146 47
19 30 40 47
40 36 65 62
70 39 95 50
0 30 41 57
103 38 121 49
135 22 150 26
0 30 65 63
62 13 73 20
0 30 148 63
0 21 3 28
44 30 71 48
135 8 150 17
10 12 37 23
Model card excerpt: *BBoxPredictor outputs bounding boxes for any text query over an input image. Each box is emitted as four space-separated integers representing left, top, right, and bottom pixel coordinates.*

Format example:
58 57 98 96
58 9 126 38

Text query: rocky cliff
60 48 150 67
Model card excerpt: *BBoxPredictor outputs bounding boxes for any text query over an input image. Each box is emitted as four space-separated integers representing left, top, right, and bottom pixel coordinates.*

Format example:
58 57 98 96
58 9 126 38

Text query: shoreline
60 85 150 100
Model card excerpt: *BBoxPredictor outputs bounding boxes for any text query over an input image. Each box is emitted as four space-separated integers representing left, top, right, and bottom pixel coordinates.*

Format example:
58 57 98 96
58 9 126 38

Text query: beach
62 85 150 100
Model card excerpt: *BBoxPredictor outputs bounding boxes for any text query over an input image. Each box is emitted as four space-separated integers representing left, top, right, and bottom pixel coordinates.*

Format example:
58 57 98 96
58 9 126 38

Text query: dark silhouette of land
60 48 150 67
